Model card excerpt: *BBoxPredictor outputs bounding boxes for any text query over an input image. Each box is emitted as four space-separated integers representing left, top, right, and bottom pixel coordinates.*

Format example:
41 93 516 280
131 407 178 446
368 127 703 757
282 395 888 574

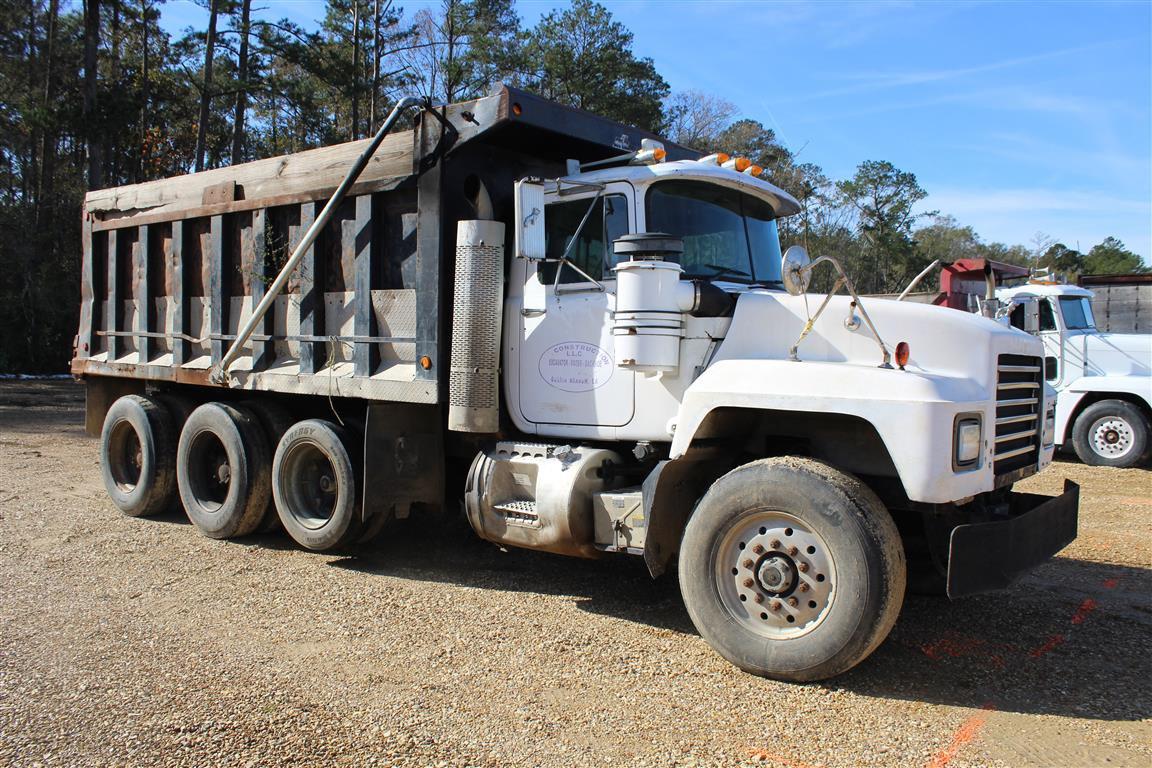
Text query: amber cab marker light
511 102 523 116
653 147 667 162
895 341 910 369
419 355 433 370
745 164 764 177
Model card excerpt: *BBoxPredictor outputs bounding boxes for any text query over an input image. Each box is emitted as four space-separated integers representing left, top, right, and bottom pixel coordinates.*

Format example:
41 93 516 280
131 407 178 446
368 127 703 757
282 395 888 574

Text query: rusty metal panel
208 215 226 364
353 194 375 377
135 225 152 362
106 229 120 361
294 202 323 375
171 220 188 366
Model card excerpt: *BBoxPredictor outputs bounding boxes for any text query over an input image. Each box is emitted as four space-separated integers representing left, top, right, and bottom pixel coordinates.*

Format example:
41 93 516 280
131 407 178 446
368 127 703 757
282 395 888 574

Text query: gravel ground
1 380 1149 768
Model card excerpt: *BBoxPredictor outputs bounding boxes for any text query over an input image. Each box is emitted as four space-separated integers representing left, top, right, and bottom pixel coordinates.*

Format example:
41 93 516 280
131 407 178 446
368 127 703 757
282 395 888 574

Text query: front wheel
678 458 906 682
1072 400 1150 468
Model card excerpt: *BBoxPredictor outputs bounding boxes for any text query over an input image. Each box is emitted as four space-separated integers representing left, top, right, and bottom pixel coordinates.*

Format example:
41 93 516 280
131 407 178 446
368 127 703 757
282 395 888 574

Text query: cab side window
539 194 629 284
1039 299 1056 331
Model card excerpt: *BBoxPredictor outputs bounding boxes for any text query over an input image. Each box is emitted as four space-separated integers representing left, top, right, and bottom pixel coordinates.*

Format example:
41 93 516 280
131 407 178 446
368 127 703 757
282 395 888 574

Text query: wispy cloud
779 40 1126 104
916 187 1151 258
922 187 1149 217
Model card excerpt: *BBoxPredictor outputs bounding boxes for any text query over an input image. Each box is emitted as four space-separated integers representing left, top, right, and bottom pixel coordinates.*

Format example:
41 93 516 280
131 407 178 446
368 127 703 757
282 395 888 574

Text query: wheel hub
756 554 796 595
719 511 836 639
1091 416 1133 458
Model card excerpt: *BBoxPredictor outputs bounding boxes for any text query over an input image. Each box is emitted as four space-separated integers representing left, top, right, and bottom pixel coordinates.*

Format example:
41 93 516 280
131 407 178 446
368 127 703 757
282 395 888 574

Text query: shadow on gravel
840 556 1152 722
333 521 1151 722
328 517 695 635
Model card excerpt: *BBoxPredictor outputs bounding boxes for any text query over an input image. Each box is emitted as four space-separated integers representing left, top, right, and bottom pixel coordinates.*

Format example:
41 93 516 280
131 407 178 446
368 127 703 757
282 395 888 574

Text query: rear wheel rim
108 419 143 492
280 441 340 530
713 509 837 640
186 430 232 512
1089 416 1134 459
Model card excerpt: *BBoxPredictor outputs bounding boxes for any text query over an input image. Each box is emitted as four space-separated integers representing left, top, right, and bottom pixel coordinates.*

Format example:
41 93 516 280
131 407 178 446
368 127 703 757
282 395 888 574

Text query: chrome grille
994 354 1043 476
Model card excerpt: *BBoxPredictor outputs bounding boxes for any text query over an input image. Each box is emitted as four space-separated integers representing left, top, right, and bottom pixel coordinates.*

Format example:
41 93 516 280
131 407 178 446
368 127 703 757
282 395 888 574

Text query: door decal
539 342 614 392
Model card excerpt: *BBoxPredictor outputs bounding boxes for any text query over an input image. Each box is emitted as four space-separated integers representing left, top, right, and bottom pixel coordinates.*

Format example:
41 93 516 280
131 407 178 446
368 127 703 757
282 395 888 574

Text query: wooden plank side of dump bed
86 129 417 228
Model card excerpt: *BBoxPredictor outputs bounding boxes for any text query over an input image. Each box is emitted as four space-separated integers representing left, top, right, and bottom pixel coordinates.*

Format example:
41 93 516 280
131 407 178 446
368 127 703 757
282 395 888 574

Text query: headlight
1043 406 1056 446
954 416 982 470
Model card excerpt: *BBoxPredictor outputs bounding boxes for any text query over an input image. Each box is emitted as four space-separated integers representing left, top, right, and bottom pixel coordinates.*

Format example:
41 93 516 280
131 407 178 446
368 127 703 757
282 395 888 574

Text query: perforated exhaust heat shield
448 220 506 432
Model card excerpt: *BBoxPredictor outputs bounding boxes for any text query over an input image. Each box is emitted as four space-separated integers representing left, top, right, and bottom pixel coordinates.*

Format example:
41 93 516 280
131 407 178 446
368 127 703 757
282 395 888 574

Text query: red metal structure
933 259 1030 310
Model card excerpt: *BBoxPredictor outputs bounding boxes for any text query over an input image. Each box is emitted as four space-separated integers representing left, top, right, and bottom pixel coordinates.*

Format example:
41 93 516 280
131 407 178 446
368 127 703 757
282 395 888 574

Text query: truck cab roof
559 160 804 219
998 282 1094 300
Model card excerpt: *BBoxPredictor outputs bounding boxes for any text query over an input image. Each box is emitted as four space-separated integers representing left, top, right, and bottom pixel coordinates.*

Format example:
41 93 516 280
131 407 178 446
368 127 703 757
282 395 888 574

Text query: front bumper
946 480 1079 598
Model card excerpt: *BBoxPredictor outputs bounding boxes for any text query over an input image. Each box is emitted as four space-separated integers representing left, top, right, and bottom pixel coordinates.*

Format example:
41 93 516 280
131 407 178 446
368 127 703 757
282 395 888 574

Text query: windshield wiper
686 264 751 280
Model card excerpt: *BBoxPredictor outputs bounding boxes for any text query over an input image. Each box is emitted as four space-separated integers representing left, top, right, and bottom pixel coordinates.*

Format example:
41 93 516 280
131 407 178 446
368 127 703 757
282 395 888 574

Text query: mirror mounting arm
789 253 893 369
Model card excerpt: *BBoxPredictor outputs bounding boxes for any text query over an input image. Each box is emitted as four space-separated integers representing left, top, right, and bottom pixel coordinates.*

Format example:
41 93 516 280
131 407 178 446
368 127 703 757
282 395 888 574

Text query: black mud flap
946 480 1079 599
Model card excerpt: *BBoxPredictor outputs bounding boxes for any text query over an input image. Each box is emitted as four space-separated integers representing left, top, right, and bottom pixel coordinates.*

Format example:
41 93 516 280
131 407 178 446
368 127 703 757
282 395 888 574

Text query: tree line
0 0 1145 372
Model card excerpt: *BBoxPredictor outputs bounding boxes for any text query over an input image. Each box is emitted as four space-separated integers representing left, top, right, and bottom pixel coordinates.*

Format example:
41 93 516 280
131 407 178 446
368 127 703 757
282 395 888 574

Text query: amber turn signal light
895 341 910 369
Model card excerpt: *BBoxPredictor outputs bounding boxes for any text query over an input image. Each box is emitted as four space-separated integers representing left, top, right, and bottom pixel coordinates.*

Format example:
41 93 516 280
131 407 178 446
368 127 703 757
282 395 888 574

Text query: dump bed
71 86 697 404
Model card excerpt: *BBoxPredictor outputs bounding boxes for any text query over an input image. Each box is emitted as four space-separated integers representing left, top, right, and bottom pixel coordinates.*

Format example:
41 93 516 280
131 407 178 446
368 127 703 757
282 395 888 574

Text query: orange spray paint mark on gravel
925 704 996 768
1102 578 1119 589
1029 634 1065 658
1070 598 1097 624
919 633 1012 668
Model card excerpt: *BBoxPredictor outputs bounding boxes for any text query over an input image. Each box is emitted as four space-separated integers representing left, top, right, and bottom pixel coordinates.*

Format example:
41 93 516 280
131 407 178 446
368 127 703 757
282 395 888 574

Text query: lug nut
770 539 782 550
752 544 765 555
788 546 798 556
770 600 782 612
753 593 765 604
742 578 755 588
797 562 810 573
742 559 754 569
798 582 810 593
787 597 799 607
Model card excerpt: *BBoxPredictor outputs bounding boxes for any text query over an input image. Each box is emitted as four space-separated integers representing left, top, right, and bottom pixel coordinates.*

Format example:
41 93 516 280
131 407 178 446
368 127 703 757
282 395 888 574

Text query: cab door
516 183 634 428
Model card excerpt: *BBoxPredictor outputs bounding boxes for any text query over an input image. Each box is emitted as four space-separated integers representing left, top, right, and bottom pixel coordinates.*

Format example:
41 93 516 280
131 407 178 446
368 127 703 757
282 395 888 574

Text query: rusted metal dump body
71 86 695 403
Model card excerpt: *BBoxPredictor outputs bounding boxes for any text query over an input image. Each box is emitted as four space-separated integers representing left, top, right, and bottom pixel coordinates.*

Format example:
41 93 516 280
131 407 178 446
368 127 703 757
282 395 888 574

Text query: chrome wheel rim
1090 416 1134 459
714 509 836 639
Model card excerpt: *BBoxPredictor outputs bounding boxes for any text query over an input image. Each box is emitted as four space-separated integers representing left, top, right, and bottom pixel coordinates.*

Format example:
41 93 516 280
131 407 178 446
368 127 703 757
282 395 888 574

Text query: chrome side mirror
514 178 546 260
781 245 811 296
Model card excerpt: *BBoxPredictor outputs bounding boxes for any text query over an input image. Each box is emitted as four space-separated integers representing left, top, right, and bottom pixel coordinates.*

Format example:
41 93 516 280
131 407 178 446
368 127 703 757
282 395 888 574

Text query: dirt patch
1 380 1149 767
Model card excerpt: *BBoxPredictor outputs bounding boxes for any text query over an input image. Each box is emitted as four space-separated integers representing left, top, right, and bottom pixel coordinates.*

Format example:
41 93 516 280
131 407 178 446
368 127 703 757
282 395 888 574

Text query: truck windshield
646 180 783 285
1059 296 1096 330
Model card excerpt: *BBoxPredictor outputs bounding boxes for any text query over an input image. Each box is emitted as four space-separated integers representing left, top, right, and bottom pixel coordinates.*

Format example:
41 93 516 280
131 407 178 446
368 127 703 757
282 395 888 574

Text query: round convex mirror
782 245 812 296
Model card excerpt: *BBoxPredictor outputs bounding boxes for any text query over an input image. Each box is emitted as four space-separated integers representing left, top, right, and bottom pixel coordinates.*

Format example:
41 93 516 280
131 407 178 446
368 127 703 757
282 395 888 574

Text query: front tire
678 458 906 682
1072 400 1150 468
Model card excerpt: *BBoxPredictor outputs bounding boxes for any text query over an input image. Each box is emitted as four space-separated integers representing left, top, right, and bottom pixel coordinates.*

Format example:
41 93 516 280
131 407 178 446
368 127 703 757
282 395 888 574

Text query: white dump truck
997 282 1152 467
72 86 1078 681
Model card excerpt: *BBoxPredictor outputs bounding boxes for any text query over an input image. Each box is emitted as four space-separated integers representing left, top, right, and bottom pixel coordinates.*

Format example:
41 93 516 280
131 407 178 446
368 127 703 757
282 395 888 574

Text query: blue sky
160 0 1152 261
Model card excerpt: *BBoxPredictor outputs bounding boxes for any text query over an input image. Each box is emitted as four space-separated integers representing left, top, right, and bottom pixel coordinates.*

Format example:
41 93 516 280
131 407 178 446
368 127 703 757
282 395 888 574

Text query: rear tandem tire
99 394 178 517
244 400 297 533
273 419 361 551
678 457 906 682
176 402 272 539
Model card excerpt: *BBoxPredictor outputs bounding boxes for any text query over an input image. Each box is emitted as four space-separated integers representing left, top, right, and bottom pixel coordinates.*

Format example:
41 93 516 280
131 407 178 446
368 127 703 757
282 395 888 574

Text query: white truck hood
1079 331 1152 377
713 290 1042 391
